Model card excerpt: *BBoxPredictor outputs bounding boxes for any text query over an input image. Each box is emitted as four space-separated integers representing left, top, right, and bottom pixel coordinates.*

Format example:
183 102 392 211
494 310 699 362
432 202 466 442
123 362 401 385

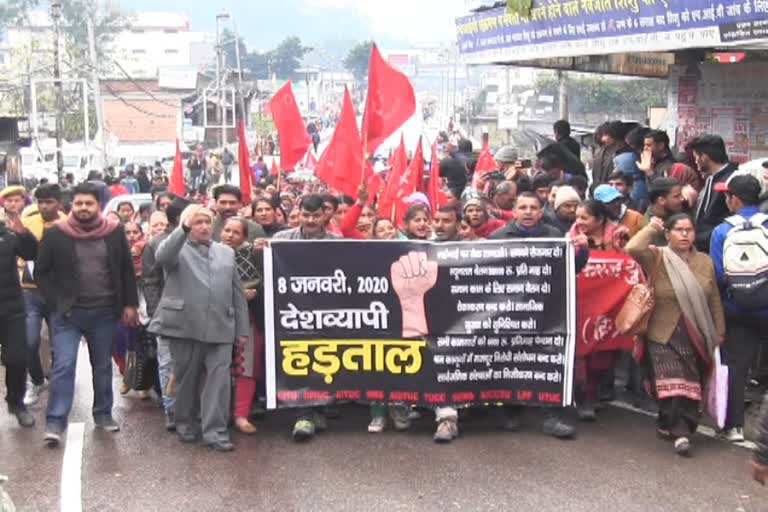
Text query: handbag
616 249 662 335
124 326 156 391
706 347 729 429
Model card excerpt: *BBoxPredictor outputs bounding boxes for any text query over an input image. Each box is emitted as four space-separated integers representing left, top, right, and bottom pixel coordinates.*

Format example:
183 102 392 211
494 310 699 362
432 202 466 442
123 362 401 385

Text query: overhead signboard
456 0 768 65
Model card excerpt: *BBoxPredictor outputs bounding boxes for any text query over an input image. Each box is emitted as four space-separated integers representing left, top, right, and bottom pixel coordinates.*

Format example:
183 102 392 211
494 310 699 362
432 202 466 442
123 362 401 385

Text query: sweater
626 224 726 344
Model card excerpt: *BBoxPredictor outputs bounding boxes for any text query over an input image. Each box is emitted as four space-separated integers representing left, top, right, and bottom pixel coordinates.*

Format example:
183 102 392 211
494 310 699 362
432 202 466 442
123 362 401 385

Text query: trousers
722 313 765 429
1 314 28 410
169 339 232 444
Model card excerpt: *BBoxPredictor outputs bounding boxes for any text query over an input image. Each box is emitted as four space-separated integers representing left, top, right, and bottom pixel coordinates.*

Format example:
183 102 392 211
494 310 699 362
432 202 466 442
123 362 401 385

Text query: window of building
164 49 179 55
0 52 7 65
132 49 146 54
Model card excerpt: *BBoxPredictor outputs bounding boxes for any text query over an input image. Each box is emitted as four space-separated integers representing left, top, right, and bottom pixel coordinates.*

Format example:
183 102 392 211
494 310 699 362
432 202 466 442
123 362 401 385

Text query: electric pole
51 0 64 182
558 69 569 121
87 17 107 168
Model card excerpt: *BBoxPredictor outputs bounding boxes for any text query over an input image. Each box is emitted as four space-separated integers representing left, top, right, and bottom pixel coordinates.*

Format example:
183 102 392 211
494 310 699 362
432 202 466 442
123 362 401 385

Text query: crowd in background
2 119 768 480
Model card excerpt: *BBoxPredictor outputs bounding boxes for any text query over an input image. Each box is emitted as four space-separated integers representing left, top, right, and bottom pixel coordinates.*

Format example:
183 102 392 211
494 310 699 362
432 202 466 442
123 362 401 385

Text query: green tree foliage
269 37 312 79
0 0 39 34
60 0 125 75
534 73 665 119
344 40 374 82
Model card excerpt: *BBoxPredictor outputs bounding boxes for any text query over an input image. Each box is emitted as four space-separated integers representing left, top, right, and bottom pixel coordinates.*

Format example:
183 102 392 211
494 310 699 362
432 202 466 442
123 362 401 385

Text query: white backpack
723 212 768 309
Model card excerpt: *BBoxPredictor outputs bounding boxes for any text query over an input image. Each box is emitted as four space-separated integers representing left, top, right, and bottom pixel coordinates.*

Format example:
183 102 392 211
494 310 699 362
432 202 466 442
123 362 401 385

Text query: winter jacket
695 162 738 252
0 225 36 318
709 205 768 318
35 224 138 317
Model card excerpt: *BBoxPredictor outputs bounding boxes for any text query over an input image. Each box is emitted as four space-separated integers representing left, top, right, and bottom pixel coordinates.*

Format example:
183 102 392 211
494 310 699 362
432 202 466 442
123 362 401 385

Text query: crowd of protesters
2 120 768 482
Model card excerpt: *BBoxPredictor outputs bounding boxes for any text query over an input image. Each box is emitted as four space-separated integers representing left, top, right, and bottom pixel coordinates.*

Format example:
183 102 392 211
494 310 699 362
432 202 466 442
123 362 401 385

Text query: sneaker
312 413 328 432
577 401 597 422
292 419 315 441
23 380 46 407
389 407 412 432
542 415 575 439
433 419 459 443
10 407 35 428
44 430 61 448
723 427 745 443
674 436 691 456
94 417 120 433
165 412 176 432
367 416 386 433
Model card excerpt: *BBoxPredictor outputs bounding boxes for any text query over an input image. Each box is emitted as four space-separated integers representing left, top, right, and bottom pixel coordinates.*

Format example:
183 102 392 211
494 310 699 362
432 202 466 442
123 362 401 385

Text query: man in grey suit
149 204 249 452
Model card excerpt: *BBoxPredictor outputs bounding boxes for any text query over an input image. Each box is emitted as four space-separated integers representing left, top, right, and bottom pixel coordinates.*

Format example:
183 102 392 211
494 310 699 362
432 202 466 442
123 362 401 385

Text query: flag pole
277 166 282 191
361 132 368 183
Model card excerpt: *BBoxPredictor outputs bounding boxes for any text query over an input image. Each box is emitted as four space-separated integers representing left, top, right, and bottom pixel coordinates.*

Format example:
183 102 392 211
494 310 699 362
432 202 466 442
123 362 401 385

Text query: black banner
264 239 575 409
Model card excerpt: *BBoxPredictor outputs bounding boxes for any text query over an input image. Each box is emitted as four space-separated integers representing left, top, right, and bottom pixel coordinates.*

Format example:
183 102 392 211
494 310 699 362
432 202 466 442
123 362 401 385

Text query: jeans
156 336 175 414
1 314 28 411
46 307 117 431
23 288 49 385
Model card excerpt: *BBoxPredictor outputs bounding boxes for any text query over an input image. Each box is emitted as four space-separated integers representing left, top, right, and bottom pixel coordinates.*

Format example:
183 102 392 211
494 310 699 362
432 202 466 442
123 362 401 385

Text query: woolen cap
0 185 25 199
554 186 581 210
494 146 518 163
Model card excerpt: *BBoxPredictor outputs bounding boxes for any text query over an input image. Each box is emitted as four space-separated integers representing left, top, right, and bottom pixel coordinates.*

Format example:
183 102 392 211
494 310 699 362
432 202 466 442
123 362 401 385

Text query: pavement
1 347 767 512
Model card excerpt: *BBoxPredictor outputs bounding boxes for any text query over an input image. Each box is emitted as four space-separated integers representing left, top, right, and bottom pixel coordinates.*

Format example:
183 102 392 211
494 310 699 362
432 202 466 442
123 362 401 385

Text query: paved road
1 351 767 512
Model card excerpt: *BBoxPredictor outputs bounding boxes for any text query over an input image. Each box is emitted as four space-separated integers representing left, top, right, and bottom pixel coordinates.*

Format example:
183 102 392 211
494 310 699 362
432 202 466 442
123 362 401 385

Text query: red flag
168 138 185 196
270 158 279 177
471 143 497 189
377 135 408 220
428 142 448 212
304 151 318 172
316 87 369 198
237 121 253 205
269 81 311 171
576 251 639 356
361 44 416 155
406 136 425 192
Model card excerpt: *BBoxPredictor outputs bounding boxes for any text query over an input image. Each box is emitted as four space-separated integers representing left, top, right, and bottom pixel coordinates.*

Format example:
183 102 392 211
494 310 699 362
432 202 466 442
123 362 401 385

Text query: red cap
713 181 729 192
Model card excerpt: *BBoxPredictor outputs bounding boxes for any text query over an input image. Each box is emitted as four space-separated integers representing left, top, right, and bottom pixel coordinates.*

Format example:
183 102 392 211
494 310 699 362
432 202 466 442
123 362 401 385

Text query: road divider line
61 422 85 512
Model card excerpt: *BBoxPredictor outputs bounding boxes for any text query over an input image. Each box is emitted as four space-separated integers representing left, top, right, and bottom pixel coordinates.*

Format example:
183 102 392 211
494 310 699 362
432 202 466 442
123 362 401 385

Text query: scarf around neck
661 247 720 357
57 212 119 241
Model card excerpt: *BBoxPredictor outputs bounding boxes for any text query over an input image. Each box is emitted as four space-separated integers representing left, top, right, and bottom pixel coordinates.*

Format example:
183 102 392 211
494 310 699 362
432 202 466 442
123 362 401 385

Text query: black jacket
35 224 138 317
694 162 738 252
488 221 589 273
0 225 37 318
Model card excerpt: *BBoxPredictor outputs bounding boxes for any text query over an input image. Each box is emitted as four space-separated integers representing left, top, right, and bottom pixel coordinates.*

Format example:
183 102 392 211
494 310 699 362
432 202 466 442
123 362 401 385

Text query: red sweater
339 203 368 239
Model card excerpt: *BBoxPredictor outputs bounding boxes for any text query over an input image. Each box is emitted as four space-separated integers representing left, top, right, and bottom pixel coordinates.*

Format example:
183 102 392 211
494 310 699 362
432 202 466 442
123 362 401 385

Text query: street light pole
51 0 64 181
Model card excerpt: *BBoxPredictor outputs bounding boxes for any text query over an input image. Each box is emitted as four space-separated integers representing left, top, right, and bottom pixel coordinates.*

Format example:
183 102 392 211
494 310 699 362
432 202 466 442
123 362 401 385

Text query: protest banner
575 250 641 357
264 239 576 409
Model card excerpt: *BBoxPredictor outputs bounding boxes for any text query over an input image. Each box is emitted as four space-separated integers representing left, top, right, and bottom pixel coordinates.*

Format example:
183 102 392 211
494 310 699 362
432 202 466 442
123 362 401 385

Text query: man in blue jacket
709 174 768 443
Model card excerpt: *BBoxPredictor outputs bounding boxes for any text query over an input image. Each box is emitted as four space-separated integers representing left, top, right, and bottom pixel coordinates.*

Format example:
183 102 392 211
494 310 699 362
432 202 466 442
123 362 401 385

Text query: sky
114 0 466 51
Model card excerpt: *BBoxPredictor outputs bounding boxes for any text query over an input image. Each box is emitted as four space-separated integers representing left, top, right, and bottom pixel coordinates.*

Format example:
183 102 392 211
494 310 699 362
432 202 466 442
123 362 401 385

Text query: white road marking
609 400 758 450
60 422 85 512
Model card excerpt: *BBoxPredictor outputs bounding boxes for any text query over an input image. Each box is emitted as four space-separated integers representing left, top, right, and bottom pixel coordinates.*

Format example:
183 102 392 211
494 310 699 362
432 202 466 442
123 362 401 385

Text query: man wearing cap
594 184 644 238
545 186 580 234
495 146 532 193
688 135 738 251
709 174 768 443
0 185 26 217
463 198 505 239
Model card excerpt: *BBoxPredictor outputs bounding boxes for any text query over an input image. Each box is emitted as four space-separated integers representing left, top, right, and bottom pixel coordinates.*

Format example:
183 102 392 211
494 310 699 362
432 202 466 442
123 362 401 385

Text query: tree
344 40 374 82
269 37 311 79
0 0 38 35
60 0 125 77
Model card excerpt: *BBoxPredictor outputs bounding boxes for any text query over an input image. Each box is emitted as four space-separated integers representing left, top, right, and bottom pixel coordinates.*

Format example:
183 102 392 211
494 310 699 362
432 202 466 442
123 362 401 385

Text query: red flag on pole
406 136 425 192
471 143 497 189
376 135 408 219
316 87 369 198
237 121 253 205
168 138 185 196
361 44 416 156
270 158 279 177
428 142 448 212
269 81 311 172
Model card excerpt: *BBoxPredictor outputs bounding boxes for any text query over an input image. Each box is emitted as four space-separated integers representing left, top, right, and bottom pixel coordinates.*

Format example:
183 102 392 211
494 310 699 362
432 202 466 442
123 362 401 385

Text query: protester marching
3 43 768 499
